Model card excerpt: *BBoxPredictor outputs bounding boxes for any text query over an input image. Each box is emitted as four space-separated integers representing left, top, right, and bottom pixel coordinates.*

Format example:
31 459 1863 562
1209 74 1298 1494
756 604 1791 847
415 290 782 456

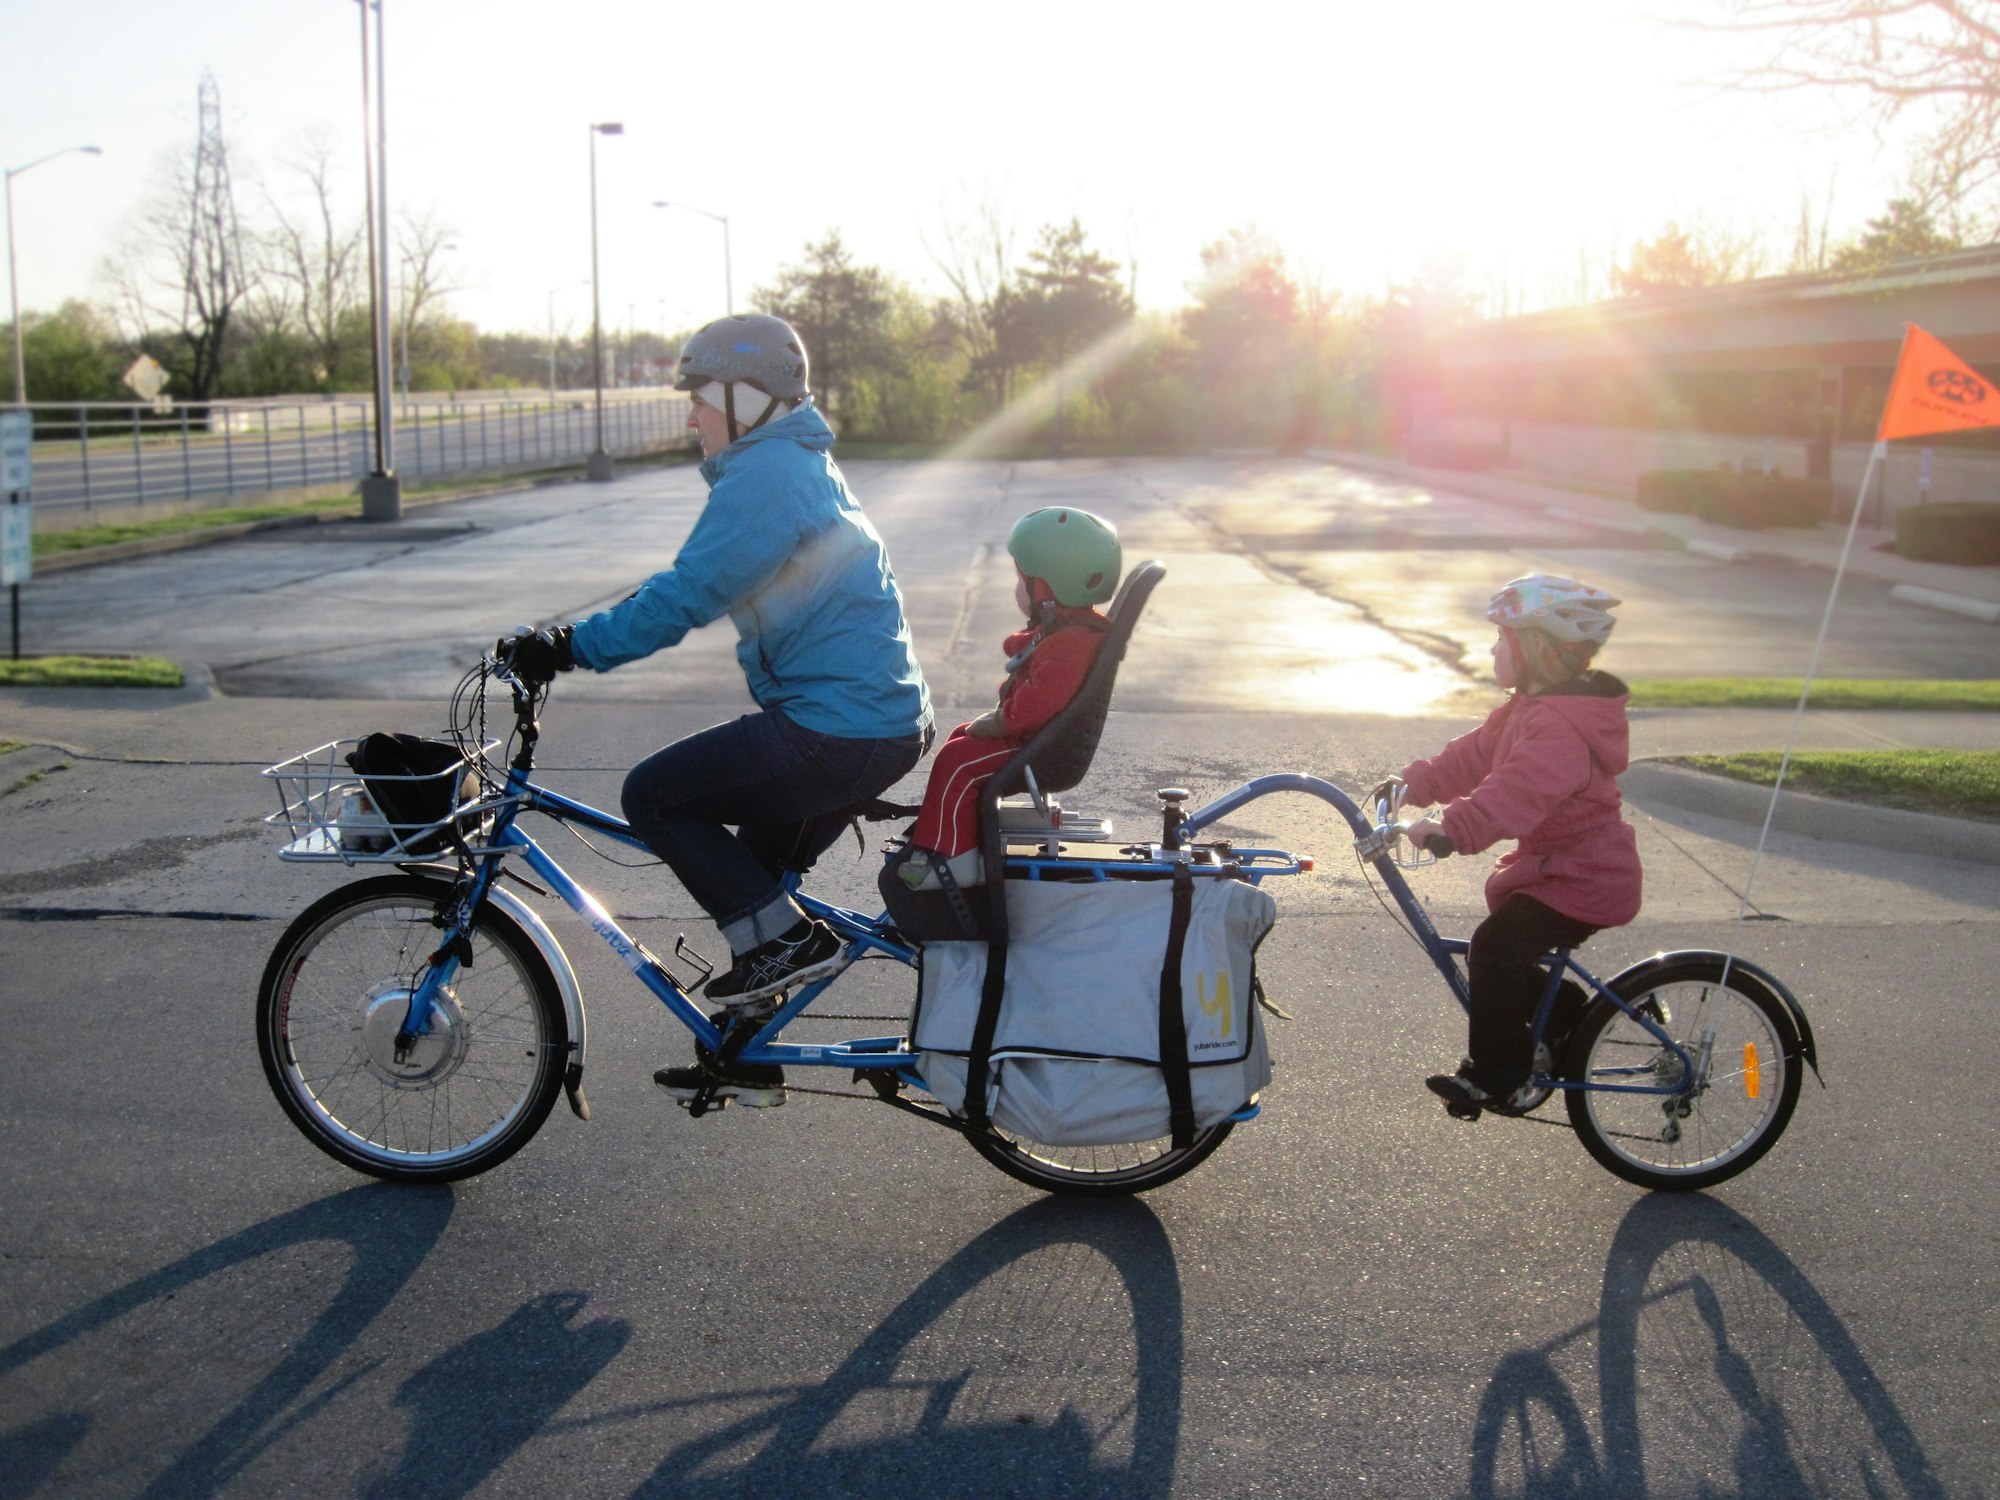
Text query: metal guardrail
16 392 694 519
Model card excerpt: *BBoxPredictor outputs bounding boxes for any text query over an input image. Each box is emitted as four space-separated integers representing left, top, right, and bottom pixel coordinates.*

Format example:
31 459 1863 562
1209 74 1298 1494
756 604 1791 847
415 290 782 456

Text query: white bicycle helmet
1487 574 1620 646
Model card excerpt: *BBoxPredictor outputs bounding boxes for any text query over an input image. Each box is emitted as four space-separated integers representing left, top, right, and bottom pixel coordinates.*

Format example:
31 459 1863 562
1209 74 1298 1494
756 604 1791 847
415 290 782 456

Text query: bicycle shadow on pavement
1467 1193 1946 1500
623 1195 1184 1500
356 1289 631 1500
0 1184 453 1500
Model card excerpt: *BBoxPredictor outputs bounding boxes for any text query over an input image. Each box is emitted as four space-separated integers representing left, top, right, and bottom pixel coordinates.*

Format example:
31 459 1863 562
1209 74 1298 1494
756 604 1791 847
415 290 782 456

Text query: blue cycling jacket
569 401 933 741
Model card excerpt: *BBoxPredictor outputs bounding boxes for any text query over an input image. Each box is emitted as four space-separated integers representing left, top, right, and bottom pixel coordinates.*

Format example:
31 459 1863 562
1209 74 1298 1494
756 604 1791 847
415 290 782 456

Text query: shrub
1410 441 1503 469
1635 470 1710 512
1635 470 1831 527
1690 474 1830 528
1897 502 2000 564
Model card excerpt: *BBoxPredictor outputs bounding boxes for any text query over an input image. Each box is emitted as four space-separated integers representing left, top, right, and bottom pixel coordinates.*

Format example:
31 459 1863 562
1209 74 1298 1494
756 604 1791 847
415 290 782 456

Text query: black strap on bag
962 936 1007 1133
1157 864 1198 1151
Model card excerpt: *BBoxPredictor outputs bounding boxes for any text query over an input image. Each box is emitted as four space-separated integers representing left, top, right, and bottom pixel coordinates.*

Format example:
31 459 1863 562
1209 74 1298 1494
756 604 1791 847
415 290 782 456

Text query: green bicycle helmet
1008 507 1121 607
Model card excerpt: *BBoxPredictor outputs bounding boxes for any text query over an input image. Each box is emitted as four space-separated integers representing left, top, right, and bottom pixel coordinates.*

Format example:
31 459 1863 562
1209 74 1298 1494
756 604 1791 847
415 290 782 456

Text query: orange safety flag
1878 324 2000 442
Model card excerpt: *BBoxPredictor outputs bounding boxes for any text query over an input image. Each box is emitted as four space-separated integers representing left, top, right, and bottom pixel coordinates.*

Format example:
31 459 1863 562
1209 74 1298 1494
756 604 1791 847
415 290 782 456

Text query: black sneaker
653 1060 786 1108
1426 1071 1491 1121
1425 1068 1537 1121
705 920 846 1004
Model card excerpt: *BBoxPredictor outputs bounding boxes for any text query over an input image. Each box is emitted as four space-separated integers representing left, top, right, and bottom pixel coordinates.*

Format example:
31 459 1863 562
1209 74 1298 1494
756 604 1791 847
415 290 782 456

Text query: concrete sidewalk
1311 448 2000 623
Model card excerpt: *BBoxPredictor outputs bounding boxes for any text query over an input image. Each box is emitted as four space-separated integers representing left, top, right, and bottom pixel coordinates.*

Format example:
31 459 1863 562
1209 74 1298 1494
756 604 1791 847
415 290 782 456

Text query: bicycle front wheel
1563 956 1802 1192
257 874 568 1183
966 1121 1235 1197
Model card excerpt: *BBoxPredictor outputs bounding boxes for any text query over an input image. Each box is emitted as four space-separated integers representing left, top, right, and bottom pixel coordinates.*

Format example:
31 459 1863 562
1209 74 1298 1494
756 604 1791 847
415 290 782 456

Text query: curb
31 476 547 575
29 452 698 576
1311 447 2000 620
1623 760 2000 866
1889 584 2000 624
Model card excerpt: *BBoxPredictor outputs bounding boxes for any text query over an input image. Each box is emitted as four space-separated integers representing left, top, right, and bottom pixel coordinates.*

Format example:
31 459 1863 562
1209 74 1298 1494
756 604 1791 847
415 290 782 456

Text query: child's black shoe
1426 1071 1490 1120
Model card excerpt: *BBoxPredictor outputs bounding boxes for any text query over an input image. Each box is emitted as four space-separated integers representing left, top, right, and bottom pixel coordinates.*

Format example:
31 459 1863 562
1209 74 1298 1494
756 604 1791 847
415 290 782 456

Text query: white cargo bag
912 875 1277 1146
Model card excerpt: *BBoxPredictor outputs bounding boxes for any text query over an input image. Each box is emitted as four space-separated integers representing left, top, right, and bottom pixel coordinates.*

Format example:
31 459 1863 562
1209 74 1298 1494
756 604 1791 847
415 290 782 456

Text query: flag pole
1729 433 1889 931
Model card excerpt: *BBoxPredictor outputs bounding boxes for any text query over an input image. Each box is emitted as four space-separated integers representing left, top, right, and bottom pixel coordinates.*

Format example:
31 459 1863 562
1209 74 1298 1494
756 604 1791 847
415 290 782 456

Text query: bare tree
392 209 462 393
1786 177 1841 272
922 182 1021 404
255 132 367 390
1710 1 2000 227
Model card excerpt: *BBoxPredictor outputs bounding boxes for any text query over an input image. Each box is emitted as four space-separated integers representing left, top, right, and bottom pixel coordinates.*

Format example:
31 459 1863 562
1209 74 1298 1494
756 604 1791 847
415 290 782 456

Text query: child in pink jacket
1393 574 1643 1120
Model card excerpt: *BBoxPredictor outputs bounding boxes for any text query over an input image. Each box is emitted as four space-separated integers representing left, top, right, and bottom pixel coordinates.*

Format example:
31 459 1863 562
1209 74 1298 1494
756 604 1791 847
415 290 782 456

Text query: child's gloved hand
1405 816 1454 857
964 709 1006 737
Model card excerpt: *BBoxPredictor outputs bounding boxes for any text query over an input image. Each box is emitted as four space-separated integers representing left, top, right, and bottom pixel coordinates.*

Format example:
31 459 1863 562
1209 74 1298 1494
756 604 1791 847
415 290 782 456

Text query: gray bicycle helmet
673 314 810 400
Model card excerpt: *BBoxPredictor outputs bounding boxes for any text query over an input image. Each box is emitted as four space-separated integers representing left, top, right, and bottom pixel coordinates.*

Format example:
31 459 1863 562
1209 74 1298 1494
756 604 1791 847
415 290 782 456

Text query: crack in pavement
0 826 265 898
0 906 268 922
1172 496 1476 679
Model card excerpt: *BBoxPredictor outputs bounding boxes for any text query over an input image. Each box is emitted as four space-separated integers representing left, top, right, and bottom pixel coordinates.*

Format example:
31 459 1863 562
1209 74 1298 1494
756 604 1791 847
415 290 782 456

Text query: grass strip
0 655 184 688
0 739 23 755
33 499 351 556
31 450 702 559
1660 750 2000 822
1630 678 2000 712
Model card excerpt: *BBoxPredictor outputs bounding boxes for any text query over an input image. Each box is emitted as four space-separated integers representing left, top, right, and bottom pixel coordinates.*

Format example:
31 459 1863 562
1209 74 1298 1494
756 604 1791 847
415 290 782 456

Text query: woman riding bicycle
505 313 932 1091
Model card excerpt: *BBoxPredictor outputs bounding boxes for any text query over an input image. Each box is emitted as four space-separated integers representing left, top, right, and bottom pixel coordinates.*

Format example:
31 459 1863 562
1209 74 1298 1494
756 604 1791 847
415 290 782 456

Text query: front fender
401 862 590 1116
1610 949 1820 1082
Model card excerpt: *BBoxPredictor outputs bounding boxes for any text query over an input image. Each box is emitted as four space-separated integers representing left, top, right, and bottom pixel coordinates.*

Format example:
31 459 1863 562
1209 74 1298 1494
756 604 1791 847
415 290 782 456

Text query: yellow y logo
1198 971 1232 1038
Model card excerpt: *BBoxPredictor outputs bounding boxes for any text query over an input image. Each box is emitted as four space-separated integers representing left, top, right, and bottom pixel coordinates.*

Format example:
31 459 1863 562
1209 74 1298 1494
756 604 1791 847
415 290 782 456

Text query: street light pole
654 200 732 315
355 0 400 520
6 145 102 407
586 122 622 483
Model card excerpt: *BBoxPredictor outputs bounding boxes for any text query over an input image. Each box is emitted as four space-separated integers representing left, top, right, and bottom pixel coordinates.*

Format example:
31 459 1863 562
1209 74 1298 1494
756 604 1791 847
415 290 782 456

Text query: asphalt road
2 454 1996 1498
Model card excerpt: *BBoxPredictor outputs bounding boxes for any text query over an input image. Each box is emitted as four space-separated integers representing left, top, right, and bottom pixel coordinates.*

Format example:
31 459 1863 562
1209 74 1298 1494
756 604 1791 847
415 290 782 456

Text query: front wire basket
262 737 506 864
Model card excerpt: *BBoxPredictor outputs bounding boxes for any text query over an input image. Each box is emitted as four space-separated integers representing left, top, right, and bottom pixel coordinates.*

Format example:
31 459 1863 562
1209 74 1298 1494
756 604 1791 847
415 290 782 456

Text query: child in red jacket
900 507 1121 890
1391 574 1643 1119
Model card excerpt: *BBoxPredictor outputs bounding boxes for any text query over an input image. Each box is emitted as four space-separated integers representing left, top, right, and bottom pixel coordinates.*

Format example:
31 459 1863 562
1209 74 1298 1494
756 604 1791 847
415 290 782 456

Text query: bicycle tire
965 1120 1235 1197
1563 954 1802 1191
257 874 568 1184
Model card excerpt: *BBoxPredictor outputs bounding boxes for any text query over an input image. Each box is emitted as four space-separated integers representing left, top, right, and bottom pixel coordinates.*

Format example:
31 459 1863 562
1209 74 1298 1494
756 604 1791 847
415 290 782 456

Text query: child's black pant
1463 894 1600 1096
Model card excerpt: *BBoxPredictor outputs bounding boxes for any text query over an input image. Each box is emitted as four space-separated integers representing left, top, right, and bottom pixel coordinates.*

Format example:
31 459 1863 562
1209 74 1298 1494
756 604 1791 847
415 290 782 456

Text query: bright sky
1 0 1917 341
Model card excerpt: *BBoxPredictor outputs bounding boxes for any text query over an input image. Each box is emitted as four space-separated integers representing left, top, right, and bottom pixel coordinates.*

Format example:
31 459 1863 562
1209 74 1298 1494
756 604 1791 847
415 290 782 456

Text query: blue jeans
621 709 926 952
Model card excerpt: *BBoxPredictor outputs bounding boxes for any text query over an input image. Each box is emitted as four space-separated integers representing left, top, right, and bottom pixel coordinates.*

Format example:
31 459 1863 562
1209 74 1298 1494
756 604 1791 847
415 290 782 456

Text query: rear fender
1607 948 1819 1082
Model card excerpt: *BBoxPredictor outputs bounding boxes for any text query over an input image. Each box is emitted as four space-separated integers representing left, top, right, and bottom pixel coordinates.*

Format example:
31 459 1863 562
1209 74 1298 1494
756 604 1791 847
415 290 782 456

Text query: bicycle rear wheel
257 874 568 1183
1563 955 1802 1192
966 1120 1235 1197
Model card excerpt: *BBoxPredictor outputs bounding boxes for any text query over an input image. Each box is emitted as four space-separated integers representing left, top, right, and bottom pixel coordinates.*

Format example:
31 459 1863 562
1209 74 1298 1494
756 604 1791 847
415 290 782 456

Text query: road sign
2 500 31 587
1 410 30 493
124 355 167 402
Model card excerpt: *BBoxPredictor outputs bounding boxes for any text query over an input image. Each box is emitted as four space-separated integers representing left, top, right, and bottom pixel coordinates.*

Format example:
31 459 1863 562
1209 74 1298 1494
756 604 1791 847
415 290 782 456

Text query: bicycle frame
391 695 1688 1103
397 773 925 1076
1176 774 1696 1098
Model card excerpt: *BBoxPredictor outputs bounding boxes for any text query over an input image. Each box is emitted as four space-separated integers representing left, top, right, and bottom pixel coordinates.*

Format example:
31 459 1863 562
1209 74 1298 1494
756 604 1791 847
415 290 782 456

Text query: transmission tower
182 69 248 395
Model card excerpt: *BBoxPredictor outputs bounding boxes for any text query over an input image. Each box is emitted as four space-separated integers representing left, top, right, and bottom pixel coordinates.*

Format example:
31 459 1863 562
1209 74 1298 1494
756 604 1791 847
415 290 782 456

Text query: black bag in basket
344 732 476 855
